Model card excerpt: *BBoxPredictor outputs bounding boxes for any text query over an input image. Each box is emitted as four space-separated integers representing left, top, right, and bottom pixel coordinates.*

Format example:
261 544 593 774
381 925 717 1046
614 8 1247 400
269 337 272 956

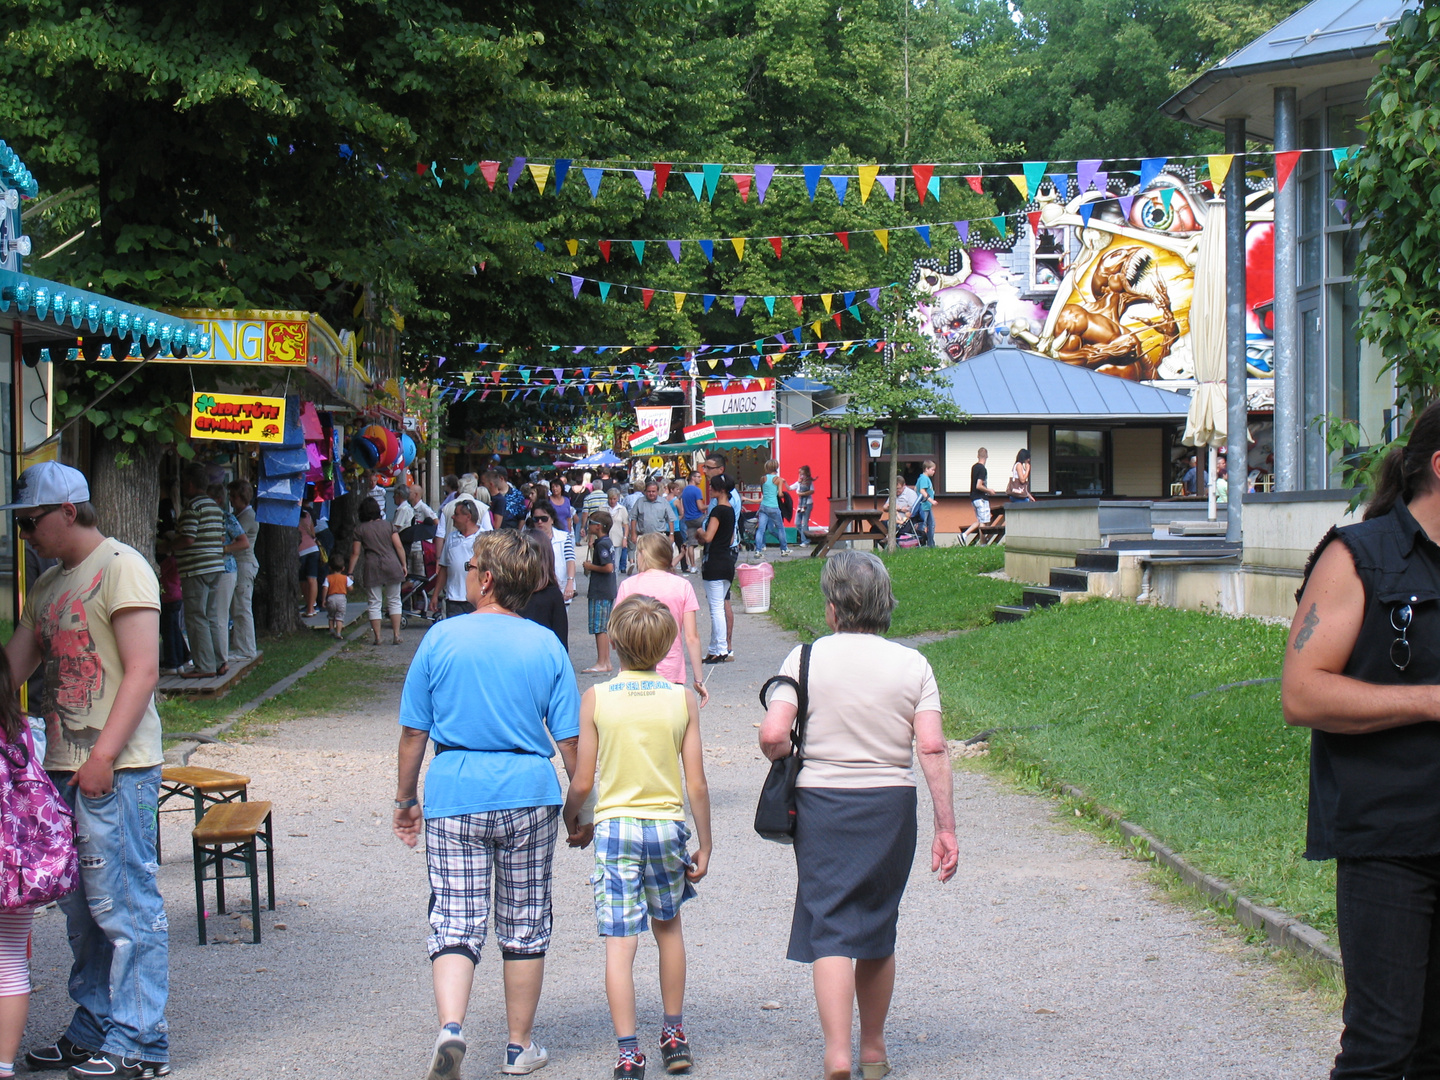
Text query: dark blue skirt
788 786 918 963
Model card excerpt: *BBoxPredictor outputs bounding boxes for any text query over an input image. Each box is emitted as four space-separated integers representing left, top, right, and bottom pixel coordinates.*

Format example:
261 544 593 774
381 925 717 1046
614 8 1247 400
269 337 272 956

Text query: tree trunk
886 419 901 553
254 523 300 637
89 430 163 563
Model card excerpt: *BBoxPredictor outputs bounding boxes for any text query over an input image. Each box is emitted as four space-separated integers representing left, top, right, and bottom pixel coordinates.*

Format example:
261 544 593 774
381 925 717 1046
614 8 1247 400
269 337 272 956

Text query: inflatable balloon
348 433 379 468
400 433 418 466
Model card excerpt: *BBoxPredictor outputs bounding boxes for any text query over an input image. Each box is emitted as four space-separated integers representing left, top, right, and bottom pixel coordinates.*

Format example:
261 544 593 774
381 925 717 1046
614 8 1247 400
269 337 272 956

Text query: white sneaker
502 1042 549 1075
426 1027 465 1080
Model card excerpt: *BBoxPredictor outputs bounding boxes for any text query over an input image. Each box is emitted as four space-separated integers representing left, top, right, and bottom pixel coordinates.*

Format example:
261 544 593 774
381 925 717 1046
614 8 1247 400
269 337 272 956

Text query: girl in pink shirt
615 534 709 705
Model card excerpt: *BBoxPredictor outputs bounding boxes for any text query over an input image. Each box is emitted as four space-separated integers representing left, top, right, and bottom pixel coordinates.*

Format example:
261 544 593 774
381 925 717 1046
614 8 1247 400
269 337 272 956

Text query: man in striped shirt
171 464 228 677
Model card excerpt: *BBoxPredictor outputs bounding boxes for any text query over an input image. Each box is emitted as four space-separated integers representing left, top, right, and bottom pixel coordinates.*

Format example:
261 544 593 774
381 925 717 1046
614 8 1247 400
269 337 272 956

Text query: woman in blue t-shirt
914 461 937 547
755 459 790 556
393 529 585 1079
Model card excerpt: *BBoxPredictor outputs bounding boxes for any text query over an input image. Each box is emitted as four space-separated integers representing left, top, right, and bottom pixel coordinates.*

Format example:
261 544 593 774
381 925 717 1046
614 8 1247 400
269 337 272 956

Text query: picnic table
810 509 888 557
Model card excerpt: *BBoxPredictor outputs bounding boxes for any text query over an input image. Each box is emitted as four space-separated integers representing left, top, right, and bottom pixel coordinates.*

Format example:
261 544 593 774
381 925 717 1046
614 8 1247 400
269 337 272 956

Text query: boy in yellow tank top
563 595 711 1080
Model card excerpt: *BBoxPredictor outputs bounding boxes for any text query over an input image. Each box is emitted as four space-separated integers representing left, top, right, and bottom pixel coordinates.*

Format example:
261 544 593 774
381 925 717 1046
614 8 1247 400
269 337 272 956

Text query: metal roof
807 346 1192 424
1161 0 1411 140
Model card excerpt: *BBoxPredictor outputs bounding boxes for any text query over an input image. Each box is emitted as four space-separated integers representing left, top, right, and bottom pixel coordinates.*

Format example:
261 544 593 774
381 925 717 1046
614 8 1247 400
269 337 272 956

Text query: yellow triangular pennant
1007 174 1028 201
1207 154 1234 192
463 371 474 385
858 164 879 204
821 293 834 314
565 239 578 256
618 346 633 354
674 292 686 312
811 320 824 339
529 163 551 193
875 229 889 252
731 237 746 261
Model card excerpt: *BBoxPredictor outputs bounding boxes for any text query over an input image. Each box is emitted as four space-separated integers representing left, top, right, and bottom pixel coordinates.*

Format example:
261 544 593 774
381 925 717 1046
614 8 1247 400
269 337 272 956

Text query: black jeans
1333 856 1440 1079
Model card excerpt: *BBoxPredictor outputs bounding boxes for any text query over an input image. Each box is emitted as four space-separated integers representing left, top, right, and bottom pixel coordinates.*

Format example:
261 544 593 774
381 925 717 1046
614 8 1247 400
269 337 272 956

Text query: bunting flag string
363 147 1360 202
437 335 891 367
558 275 892 314
547 210 1031 261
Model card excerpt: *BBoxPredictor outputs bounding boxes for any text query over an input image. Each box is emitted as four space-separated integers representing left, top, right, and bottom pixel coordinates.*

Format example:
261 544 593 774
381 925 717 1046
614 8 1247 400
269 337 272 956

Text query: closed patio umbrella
1183 198 1228 519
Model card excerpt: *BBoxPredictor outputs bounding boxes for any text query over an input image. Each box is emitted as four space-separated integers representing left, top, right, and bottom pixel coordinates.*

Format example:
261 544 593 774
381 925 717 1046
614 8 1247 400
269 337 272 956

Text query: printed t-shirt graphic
19 538 163 771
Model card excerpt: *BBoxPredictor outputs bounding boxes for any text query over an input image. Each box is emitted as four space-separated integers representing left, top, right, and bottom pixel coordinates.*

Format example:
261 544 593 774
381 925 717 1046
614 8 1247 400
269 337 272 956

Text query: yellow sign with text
190 393 288 443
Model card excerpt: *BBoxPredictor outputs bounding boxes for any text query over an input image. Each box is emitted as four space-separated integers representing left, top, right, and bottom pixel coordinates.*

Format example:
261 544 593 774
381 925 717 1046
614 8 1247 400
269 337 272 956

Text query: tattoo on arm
1294 603 1320 651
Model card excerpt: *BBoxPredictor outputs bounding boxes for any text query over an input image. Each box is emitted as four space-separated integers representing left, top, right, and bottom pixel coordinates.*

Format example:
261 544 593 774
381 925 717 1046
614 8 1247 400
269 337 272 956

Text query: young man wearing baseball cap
1 462 171 1079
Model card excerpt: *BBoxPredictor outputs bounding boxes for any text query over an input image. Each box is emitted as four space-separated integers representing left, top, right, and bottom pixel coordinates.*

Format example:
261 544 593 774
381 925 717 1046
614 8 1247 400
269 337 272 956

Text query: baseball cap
0 461 91 510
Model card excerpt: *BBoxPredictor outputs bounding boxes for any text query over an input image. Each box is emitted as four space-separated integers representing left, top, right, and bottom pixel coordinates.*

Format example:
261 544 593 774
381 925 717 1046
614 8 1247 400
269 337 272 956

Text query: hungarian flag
682 420 717 445
628 426 659 452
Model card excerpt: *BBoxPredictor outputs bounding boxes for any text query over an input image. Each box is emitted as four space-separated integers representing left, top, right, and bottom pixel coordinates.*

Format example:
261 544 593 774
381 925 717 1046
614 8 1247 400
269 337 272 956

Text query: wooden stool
156 766 249 863
192 801 274 945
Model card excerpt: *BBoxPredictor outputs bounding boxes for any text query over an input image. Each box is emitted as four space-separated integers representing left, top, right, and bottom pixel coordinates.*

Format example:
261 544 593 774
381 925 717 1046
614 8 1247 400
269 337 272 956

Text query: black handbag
754 643 812 843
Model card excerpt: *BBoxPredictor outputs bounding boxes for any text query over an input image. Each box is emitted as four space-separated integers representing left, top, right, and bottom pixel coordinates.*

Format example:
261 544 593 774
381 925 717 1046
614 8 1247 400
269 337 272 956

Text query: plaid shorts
425 806 559 962
588 597 613 635
591 817 697 937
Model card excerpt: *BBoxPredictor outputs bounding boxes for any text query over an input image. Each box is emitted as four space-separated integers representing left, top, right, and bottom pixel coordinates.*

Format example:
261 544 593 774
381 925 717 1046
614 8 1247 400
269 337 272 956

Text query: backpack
0 721 79 910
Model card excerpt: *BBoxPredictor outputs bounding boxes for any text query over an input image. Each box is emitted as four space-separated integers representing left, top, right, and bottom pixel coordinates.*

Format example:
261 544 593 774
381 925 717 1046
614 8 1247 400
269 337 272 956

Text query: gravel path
24 571 1339 1078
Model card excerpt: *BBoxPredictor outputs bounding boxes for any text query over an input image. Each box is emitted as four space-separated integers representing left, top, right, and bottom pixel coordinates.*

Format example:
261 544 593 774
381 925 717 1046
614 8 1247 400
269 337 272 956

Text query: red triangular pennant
965 175 982 195
642 288 655 310
912 164 934 203
480 161 500 190
833 312 843 328
598 240 611 262
791 296 804 315
417 161 429 175
732 174 752 202
768 236 783 259
654 163 672 198
1275 150 1302 192
835 231 849 250
1027 210 1042 236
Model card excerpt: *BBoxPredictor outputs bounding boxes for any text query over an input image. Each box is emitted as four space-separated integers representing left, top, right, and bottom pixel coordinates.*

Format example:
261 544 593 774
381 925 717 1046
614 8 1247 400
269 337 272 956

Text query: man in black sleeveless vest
1284 401 1440 1080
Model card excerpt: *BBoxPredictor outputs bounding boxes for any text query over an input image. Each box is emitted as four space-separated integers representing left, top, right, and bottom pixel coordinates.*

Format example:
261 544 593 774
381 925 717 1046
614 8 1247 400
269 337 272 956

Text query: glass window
1054 429 1103 457
1052 429 1106 497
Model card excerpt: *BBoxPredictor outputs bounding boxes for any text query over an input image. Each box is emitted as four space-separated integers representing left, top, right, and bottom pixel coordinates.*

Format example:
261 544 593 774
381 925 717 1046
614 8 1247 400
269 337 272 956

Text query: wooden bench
192 801 275 945
810 509 888 558
975 520 1007 546
156 766 249 863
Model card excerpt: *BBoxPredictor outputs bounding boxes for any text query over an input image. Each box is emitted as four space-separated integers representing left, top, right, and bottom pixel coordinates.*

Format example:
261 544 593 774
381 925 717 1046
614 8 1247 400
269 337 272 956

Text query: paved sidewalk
23 575 1339 1078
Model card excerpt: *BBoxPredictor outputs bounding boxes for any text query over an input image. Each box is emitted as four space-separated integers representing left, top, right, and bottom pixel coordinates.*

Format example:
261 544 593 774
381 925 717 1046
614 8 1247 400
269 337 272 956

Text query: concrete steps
995 563 1097 624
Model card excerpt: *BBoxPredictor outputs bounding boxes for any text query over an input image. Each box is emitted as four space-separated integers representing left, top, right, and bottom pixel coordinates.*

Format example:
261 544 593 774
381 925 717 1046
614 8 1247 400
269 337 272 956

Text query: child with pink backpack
0 648 79 1077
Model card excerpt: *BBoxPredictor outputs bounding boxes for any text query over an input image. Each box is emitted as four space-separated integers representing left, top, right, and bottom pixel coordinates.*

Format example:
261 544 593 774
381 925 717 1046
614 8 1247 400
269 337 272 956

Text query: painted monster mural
911 247 1048 363
913 168 1276 387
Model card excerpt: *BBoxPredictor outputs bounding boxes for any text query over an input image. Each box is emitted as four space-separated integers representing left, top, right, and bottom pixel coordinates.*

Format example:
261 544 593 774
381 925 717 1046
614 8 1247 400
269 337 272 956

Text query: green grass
228 655 396 738
926 599 1336 939
156 629 341 737
768 545 1023 640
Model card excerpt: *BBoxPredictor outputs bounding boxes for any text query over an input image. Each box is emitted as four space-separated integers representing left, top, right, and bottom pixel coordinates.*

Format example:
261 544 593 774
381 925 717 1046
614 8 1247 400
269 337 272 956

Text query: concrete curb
1054 782 1343 974
165 623 374 767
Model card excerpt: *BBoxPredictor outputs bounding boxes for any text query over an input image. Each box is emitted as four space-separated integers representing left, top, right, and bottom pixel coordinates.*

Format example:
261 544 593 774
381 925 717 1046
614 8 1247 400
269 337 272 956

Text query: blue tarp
573 449 625 467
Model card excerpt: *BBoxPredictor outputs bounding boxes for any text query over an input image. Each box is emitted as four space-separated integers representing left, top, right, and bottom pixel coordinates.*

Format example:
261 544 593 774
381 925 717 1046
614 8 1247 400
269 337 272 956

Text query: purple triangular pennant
755 164 775 203
633 169 655 198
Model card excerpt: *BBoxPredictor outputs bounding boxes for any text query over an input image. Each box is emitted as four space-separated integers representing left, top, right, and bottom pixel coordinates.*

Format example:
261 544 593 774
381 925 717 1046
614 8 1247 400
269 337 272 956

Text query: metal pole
1273 87 1299 491
1225 117 1248 545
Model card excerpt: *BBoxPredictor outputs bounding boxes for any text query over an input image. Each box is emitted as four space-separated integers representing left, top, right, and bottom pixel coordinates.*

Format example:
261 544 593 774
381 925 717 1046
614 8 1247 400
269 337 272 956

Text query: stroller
894 514 923 548
398 521 438 627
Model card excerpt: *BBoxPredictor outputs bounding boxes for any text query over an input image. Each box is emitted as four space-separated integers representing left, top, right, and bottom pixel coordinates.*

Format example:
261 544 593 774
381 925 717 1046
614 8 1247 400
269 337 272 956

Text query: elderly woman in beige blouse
760 550 958 1080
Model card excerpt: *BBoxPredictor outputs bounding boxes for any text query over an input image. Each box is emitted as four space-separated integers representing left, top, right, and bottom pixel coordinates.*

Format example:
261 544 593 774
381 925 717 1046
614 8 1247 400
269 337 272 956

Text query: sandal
861 1064 892 1080
580 666 612 675
180 668 215 679
216 664 229 677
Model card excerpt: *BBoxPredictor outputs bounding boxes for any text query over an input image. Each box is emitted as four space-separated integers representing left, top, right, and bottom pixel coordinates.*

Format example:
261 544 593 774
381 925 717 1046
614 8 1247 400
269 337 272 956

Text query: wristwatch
394 797 418 809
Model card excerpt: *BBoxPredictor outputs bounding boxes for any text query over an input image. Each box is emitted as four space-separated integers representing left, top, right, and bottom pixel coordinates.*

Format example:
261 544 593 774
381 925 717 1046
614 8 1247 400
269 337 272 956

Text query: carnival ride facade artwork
911 247 1048 363
910 169 1277 385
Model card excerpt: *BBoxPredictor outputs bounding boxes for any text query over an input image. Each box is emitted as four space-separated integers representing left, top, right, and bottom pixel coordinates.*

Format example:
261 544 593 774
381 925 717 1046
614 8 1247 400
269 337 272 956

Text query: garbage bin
735 561 774 614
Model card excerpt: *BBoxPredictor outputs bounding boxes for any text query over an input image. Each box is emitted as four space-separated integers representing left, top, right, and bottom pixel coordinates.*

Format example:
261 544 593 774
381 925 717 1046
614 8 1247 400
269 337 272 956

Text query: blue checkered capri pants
425 805 560 962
